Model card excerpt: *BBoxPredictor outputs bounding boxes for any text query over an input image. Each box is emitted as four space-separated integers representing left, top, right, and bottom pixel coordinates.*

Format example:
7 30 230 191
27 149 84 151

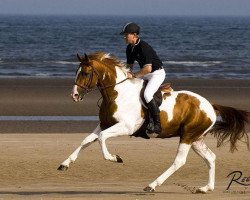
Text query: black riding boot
146 99 162 134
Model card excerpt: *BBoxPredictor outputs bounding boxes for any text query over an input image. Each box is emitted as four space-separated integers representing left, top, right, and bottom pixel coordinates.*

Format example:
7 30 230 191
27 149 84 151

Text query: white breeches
142 68 166 103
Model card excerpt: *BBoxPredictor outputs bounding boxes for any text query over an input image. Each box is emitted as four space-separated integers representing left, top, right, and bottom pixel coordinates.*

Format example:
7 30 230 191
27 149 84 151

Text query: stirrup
153 122 162 134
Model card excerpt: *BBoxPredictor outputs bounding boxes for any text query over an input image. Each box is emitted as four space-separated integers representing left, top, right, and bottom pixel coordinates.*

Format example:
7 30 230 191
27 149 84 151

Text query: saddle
132 81 173 139
140 81 173 107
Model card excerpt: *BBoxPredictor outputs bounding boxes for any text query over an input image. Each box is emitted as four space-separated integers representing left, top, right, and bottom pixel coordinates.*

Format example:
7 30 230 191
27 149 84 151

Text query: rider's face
123 33 137 45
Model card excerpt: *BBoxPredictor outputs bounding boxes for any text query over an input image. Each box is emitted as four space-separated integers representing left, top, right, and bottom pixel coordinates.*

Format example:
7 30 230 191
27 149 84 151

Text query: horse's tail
210 104 249 152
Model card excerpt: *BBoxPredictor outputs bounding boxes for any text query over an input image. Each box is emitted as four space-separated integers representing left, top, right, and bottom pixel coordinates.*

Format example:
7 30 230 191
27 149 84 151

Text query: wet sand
0 78 249 133
0 78 249 199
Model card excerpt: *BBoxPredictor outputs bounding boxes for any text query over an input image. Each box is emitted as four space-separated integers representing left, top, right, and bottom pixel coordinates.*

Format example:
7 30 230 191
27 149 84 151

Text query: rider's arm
127 64 152 79
133 64 152 78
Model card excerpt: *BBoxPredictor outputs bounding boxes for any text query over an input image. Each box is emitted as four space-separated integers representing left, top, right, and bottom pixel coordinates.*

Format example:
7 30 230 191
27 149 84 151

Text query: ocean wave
0 60 78 64
163 61 222 67
44 61 79 65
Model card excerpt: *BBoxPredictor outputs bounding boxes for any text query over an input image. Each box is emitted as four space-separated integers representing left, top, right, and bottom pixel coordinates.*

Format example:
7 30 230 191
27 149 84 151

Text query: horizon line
1 13 250 17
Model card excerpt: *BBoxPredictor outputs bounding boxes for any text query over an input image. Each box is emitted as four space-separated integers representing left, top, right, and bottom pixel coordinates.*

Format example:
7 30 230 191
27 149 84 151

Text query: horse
58 51 249 193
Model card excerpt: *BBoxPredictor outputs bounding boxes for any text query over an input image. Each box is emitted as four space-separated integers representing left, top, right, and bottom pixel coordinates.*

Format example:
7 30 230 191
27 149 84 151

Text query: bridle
74 64 128 101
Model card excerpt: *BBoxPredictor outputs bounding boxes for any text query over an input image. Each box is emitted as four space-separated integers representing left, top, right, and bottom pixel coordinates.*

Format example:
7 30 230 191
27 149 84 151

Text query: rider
120 22 166 135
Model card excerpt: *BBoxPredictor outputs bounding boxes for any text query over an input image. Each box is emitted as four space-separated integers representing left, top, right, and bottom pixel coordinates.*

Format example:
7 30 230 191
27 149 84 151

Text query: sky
0 0 250 16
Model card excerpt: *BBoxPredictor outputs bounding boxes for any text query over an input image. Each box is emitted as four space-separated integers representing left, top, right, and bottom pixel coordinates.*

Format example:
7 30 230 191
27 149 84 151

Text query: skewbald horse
58 52 249 193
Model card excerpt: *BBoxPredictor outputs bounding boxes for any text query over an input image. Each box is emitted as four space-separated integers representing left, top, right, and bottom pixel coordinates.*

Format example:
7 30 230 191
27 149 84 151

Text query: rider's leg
146 99 161 134
144 69 165 134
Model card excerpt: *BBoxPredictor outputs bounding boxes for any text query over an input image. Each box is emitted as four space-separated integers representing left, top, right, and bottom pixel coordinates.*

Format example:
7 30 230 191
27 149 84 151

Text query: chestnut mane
88 51 126 69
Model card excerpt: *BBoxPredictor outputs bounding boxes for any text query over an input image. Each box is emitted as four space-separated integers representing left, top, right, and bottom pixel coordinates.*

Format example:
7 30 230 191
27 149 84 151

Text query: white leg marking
60 125 101 167
192 139 216 193
147 143 191 190
98 122 130 162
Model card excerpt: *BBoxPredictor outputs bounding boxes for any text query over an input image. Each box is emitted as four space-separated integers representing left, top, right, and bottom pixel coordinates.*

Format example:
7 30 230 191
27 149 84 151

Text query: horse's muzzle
71 92 80 102
71 85 88 102
72 85 81 102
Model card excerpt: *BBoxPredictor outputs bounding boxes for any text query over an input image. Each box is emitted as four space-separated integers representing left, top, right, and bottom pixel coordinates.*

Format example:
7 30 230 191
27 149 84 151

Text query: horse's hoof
116 155 123 163
57 165 68 171
195 188 207 194
143 186 155 192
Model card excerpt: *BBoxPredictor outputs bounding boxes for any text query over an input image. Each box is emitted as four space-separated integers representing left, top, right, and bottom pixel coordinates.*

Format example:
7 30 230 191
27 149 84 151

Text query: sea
0 15 250 79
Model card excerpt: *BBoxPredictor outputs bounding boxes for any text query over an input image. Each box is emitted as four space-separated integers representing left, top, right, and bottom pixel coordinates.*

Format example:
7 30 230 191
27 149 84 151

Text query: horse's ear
84 53 90 63
77 53 82 62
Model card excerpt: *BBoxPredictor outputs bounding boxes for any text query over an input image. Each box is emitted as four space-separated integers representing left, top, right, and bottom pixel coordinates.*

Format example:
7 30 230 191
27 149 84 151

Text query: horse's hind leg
57 125 101 171
192 139 216 193
144 143 191 192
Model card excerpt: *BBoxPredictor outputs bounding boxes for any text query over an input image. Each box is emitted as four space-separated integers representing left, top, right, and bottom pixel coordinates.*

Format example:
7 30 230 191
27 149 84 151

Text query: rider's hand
127 72 134 79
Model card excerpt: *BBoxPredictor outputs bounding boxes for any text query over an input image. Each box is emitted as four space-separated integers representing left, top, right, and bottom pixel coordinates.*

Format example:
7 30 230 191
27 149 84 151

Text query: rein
74 64 128 101
74 77 128 93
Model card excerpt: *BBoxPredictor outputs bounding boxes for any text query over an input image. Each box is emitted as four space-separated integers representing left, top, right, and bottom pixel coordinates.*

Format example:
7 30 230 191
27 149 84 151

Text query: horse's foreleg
192 139 216 193
57 125 101 171
144 143 191 192
98 122 130 163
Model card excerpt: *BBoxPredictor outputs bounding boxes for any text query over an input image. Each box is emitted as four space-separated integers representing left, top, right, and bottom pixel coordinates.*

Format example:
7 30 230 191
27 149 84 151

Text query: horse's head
72 52 129 102
72 53 99 102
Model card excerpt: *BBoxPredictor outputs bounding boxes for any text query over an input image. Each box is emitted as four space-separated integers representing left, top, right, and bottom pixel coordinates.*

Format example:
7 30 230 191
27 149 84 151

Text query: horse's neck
99 66 143 103
113 66 144 102
95 64 117 101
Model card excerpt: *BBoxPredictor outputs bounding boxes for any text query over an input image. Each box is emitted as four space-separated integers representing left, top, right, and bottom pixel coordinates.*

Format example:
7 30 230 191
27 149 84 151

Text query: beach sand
0 78 249 200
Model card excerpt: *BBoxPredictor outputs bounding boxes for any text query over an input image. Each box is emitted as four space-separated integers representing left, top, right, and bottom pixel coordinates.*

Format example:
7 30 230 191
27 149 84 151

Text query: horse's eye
82 71 90 76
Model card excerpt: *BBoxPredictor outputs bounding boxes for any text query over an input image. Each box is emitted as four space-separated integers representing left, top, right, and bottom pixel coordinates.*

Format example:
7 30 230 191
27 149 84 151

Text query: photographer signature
227 171 250 190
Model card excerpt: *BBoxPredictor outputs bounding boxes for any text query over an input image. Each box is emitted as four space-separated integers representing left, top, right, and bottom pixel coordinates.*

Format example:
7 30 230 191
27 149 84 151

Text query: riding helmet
120 22 140 35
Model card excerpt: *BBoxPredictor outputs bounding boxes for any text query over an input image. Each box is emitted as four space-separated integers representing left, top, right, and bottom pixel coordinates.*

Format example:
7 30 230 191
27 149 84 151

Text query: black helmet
120 22 140 35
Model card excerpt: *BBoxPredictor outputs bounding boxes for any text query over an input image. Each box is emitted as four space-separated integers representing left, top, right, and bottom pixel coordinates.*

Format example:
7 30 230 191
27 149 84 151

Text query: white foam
163 61 222 67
